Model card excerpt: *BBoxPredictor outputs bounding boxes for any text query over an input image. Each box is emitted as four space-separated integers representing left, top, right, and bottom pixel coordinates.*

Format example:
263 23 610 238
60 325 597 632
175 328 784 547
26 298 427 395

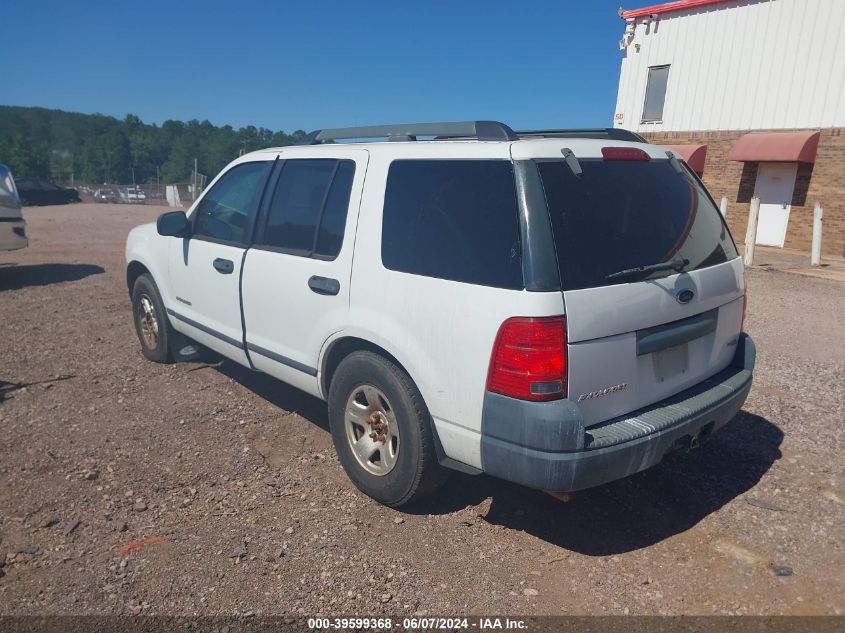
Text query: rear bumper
0 221 28 251
479 333 755 492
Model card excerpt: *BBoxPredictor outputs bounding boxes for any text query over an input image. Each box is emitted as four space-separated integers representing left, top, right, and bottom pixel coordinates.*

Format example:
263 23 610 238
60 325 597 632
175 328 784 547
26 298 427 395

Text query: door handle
308 275 340 296
213 258 234 274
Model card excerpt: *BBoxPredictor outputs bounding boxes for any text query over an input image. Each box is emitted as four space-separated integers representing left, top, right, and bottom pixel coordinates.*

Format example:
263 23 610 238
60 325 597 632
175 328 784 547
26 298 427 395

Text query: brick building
613 0 845 257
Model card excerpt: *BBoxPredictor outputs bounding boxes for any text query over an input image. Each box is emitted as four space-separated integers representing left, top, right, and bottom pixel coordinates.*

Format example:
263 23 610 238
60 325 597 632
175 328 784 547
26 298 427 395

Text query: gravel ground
0 203 843 616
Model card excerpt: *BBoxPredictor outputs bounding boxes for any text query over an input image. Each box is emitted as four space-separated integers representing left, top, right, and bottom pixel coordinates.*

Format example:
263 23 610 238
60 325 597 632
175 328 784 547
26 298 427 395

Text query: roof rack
516 128 648 143
297 120 519 145
296 122 648 145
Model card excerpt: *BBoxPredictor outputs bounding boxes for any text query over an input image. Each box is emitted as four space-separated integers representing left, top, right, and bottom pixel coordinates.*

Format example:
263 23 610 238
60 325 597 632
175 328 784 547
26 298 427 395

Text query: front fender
125 222 173 303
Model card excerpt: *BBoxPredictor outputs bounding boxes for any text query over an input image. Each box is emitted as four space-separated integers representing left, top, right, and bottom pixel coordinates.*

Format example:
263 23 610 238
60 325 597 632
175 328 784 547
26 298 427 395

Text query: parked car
119 186 146 204
15 178 80 206
126 121 755 507
0 164 27 251
94 187 119 203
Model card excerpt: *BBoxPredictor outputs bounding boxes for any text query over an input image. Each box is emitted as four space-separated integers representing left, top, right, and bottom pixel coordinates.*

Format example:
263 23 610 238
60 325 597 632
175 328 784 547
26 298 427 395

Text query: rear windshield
537 159 738 291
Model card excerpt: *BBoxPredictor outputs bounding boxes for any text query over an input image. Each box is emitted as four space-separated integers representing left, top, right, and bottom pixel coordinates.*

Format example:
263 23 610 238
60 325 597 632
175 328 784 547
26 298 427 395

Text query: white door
753 162 797 247
241 149 369 397
168 159 274 366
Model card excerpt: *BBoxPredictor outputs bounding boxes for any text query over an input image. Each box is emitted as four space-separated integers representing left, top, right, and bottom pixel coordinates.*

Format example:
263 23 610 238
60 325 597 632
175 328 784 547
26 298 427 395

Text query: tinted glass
537 159 739 291
642 65 670 122
315 161 355 258
261 159 353 255
193 161 270 244
382 160 522 289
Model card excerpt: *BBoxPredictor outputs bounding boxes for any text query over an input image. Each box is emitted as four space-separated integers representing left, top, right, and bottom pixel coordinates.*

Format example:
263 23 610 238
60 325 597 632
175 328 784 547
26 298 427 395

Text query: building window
642 65 670 122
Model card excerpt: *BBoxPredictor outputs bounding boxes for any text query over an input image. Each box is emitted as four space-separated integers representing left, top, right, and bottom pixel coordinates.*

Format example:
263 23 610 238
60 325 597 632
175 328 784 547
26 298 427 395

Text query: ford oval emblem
676 289 695 304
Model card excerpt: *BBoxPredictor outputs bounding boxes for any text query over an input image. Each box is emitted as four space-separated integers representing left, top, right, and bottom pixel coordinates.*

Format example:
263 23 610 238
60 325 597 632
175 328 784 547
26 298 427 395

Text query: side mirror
157 211 189 237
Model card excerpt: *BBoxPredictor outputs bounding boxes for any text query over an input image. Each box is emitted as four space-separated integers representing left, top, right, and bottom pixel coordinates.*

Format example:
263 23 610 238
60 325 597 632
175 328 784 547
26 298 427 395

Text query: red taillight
601 146 651 161
487 316 567 402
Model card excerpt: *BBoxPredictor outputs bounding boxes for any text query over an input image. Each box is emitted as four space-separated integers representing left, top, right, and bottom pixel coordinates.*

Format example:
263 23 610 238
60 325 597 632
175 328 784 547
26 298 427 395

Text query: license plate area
652 343 689 383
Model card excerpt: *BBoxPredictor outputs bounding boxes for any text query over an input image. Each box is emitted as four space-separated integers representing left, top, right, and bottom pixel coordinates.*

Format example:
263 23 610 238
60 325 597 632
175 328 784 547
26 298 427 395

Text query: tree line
0 105 306 185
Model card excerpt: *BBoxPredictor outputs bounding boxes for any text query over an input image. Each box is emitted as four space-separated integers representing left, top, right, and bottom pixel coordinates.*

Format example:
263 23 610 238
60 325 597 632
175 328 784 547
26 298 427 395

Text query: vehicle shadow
214 360 330 432
0 263 105 291
209 357 782 555
415 410 783 555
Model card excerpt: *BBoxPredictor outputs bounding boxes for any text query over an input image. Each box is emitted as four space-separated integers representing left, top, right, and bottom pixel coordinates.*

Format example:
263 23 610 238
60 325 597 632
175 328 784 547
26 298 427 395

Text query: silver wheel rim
137 294 159 349
344 384 400 476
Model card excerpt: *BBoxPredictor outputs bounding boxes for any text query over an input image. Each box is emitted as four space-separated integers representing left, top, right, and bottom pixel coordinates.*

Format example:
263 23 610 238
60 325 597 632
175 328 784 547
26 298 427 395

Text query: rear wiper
605 258 690 282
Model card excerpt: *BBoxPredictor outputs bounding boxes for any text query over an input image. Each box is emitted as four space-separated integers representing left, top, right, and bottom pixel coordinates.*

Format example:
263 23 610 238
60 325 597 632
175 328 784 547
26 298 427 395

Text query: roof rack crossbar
515 128 648 143
297 120 518 145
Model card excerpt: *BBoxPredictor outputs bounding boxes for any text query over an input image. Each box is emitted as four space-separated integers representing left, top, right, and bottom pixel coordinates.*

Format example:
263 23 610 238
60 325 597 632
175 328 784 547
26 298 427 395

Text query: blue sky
4 0 631 132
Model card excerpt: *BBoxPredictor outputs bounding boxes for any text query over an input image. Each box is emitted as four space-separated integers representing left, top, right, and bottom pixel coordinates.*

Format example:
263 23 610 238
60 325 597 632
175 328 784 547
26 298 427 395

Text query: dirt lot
0 203 843 616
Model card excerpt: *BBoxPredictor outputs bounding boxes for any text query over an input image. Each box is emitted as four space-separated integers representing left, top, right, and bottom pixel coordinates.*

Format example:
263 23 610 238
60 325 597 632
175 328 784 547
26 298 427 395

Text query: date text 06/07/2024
306 617 528 630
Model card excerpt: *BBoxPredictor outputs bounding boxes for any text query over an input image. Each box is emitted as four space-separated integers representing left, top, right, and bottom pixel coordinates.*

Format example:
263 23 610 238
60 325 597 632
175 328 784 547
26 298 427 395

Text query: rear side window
537 158 739 291
381 160 523 289
259 159 355 259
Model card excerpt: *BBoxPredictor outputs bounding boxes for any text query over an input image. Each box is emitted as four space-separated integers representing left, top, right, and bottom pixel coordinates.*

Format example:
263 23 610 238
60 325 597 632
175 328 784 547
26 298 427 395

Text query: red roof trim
621 0 732 20
727 131 821 164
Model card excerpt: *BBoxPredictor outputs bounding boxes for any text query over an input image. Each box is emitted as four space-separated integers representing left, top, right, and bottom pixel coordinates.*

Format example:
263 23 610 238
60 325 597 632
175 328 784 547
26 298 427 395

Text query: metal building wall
613 0 845 132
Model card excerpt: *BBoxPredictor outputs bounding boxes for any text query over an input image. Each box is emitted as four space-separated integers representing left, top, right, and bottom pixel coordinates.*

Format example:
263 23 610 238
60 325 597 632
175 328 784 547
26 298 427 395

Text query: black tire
328 351 449 507
131 273 174 363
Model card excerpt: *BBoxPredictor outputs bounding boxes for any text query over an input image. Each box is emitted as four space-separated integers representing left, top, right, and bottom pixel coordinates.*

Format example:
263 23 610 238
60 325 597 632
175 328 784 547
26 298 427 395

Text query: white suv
126 121 755 507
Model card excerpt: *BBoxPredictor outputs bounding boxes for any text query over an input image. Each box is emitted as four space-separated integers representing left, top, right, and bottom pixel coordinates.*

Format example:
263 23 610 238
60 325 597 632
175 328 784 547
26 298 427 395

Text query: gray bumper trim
585 368 751 450
478 334 755 492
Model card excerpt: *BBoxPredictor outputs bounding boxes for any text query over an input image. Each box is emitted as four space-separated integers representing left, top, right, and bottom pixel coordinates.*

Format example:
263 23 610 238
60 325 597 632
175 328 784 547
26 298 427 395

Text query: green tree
0 105 303 184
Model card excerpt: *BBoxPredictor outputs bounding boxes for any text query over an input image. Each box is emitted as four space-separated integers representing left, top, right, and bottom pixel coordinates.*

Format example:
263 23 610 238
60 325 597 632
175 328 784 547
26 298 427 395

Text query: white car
120 187 147 204
126 121 755 507
0 164 27 251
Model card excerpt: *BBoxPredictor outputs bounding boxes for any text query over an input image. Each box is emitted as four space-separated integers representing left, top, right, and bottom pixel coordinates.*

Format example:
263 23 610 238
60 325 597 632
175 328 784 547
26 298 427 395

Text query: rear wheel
328 351 448 507
131 274 173 363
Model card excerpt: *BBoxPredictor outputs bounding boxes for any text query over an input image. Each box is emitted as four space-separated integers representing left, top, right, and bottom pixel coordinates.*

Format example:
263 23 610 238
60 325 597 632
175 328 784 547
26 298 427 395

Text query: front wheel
131 273 174 363
328 351 448 507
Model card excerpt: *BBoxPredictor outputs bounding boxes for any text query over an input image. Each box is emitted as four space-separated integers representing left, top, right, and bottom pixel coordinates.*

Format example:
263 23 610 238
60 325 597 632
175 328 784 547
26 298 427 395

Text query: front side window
193 161 271 244
381 160 523 289
259 159 355 259
642 65 670 122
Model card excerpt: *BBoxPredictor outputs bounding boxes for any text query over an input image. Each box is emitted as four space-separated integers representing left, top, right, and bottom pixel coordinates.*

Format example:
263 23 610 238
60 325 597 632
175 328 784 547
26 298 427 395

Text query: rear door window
537 158 738 291
258 159 355 259
381 160 523 289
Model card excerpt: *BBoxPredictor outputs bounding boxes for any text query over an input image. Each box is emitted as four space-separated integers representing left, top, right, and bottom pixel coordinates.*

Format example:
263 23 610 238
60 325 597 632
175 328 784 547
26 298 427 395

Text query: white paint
811 202 824 265
167 238 252 367
753 162 797 247
614 0 845 132
565 261 744 426
720 196 728 218
744 197 761 265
